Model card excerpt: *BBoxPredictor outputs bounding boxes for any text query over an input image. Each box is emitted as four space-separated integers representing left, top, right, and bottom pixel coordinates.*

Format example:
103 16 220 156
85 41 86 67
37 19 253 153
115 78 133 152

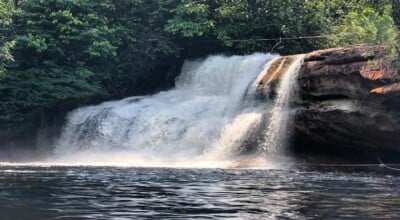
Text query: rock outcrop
256 55 300 92
293 44 400 159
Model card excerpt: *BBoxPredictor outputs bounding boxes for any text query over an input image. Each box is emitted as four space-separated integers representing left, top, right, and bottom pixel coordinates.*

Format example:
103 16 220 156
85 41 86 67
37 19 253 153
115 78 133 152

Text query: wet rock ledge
293 44 400 160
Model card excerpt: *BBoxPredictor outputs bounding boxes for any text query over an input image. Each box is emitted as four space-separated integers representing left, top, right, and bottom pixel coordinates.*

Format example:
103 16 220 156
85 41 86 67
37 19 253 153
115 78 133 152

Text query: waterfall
51 53 304 168
260 55 305 157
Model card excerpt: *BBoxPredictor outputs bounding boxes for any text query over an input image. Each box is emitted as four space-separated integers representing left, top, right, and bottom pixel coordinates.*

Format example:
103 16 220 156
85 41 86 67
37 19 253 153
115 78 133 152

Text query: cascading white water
261 56 304 157
50 53 303 168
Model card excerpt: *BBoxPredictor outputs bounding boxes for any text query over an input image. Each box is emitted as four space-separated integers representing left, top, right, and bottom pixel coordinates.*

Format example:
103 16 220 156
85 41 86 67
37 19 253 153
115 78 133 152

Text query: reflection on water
0 166 399 219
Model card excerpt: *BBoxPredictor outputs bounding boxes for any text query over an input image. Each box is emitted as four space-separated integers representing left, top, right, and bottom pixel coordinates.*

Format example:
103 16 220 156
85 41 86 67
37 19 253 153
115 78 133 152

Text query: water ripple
0 166 399 219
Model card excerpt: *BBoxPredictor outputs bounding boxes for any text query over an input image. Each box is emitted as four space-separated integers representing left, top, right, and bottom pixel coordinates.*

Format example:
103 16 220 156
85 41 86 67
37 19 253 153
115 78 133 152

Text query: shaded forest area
0 0 399 148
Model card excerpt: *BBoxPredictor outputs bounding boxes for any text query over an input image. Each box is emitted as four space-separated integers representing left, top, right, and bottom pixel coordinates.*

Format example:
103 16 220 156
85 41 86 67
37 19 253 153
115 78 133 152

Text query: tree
0 0 15 78
325 4 399 63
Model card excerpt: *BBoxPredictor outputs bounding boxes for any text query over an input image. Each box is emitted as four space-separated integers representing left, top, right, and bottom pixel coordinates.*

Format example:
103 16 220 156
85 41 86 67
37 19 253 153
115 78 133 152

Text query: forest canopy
0 0 399 137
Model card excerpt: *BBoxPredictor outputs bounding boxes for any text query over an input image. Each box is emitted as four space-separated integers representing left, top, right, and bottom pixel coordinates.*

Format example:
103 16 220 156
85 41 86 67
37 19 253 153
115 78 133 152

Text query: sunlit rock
293 44 400 158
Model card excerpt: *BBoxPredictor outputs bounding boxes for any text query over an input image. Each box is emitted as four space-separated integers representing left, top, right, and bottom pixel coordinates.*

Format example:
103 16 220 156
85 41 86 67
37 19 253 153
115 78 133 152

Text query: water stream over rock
49 53 304 168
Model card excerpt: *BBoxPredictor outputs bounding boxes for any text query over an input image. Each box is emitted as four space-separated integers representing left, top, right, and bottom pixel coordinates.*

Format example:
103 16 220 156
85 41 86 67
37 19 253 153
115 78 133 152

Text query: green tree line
0 0 399 141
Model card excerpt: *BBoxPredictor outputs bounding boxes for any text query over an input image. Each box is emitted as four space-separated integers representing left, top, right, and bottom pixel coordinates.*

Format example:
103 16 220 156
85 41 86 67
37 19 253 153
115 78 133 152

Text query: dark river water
0 166 399 219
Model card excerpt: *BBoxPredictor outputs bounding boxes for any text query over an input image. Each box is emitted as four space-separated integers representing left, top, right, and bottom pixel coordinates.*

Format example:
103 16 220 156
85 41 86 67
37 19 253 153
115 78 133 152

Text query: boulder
293 44 400 160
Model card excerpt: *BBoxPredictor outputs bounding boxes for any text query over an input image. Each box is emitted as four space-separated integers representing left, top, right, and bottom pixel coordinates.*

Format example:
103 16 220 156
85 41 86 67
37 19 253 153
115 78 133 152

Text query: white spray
261 55 305 158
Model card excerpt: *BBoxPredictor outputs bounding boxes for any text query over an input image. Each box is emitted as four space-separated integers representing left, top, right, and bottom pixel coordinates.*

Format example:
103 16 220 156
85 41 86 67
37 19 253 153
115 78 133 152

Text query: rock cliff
293 44 400 160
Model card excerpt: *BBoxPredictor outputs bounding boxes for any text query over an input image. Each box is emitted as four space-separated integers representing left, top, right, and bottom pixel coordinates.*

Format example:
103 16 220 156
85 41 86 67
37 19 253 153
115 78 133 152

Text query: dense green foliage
0 0 13 77
0 0 399 141
324 2 399 62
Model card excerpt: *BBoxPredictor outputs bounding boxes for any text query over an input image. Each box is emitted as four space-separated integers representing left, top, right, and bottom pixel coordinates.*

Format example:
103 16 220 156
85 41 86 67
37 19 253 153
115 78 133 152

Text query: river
0 166 399 219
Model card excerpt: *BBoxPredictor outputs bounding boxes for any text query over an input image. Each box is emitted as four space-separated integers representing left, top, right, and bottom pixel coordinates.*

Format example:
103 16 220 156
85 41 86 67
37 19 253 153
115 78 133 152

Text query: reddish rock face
255 55 301 92
371 83 400 96
293 44 400 159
